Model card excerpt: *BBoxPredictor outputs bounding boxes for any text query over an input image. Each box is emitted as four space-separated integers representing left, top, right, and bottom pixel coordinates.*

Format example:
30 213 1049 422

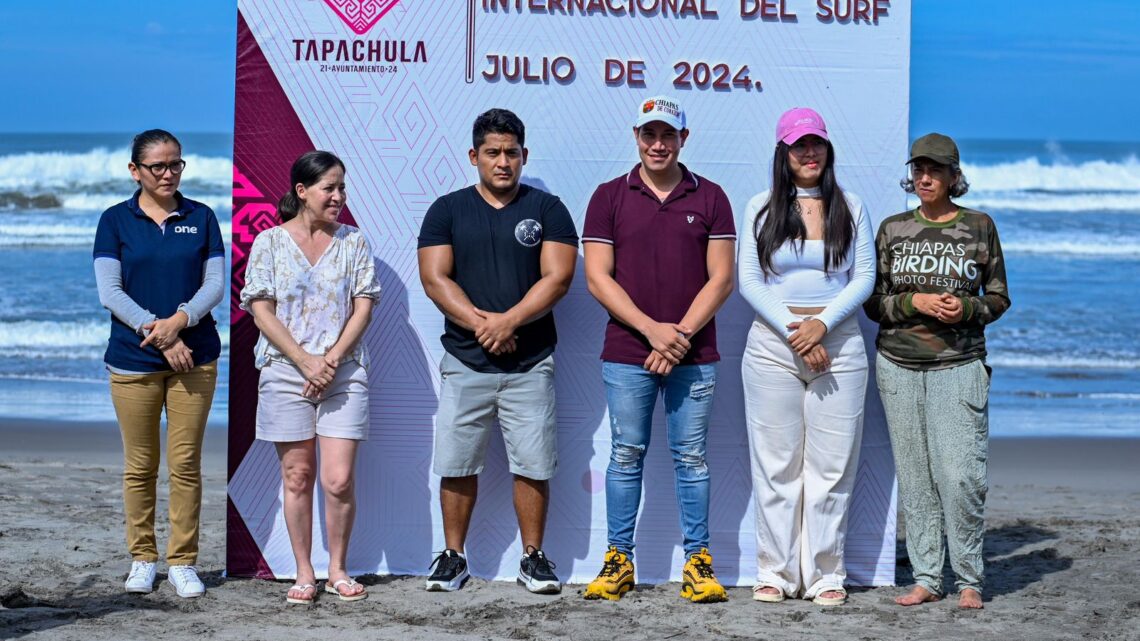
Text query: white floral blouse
239 224 381 369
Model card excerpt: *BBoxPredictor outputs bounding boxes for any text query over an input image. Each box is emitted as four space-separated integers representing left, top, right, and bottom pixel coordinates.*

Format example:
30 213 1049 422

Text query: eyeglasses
136 160 187 177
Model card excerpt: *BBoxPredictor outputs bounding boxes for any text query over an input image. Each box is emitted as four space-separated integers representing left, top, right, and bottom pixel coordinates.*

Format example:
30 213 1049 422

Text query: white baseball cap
634 96 686 131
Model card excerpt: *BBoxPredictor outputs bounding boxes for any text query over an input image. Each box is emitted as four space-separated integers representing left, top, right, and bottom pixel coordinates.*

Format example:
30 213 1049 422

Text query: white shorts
255 359 370 442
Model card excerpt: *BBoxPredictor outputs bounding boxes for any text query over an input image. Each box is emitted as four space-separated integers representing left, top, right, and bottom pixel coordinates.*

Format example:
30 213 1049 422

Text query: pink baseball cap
776 107 828 145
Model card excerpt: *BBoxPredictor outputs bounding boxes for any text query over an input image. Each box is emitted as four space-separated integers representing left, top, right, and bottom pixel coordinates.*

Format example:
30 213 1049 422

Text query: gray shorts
433 352 557 480
256 359 370 442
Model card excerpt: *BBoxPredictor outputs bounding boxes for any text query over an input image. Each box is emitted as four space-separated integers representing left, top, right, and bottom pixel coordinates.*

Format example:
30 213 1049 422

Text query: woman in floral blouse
240 150 380 604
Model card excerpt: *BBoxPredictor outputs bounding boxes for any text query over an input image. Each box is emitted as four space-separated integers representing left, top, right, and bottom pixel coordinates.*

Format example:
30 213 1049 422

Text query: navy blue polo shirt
93 191 224 372
582 164 736 366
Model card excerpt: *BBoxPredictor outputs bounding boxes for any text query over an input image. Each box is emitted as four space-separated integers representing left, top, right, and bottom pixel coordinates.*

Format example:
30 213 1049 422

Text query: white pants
741 314 868 598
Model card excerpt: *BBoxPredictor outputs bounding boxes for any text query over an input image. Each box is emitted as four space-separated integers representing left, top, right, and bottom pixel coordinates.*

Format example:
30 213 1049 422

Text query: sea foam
0 220 234 247
0 320 230 350
0 147 231 191
0 147 232 213
901 156 1140 213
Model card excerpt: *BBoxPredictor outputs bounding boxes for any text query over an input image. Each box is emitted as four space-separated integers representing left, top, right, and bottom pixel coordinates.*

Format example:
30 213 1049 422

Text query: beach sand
1 420 1137 641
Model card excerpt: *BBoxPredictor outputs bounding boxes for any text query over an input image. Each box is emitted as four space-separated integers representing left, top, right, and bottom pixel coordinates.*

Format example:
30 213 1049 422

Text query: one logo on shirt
173 225 198 234
514 219 543 247
687 216 695 224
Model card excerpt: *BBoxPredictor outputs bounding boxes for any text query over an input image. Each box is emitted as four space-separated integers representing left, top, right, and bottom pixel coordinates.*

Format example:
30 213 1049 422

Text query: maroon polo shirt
582 163 736 366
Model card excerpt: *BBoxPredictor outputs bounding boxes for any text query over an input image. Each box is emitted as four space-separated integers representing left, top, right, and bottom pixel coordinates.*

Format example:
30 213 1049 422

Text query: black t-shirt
418 184 579 373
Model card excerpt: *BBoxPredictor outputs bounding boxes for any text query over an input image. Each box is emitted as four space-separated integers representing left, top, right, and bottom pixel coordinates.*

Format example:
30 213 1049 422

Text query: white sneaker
124 560 157 593
167 565 206 598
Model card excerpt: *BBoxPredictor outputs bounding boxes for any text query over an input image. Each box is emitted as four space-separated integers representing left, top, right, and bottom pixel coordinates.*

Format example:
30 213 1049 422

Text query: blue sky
1 1 1137 140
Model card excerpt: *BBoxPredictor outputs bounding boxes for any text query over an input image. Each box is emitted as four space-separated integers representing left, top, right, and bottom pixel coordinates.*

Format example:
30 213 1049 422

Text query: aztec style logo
515 219 543 247
322 0 402 35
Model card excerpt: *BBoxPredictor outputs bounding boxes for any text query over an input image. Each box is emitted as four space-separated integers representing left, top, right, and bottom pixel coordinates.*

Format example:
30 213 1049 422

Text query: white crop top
737 189 876 338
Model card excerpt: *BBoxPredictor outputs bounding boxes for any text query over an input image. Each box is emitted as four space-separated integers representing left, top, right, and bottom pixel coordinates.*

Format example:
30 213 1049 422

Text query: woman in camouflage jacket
864 133 1011 610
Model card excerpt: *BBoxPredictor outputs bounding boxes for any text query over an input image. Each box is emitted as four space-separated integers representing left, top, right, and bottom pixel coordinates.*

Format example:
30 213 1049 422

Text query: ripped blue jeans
601 361 717 558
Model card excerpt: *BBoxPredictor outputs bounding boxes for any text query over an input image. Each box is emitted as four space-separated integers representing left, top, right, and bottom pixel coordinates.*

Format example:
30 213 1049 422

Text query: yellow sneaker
681 548 728 603
583 547 635 601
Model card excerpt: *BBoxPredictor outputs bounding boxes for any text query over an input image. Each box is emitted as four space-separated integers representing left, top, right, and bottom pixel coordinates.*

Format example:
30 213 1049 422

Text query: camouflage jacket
863 206 1011 370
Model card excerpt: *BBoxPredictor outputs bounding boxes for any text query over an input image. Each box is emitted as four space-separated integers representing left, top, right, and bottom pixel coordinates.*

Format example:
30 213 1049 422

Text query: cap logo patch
643 100 656 113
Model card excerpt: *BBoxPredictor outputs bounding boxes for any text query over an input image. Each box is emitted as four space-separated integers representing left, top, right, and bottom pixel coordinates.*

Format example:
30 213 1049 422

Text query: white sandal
324 578 368 602
812 587 847 606
285 583 316 604
752 584 786 603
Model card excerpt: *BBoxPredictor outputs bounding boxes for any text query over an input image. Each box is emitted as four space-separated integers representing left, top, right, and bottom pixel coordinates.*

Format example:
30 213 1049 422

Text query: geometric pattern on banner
228 10 358 577
229 168 276 323
323 0 401 35
231 0 909 585
226 497 276 580
845 449 899 586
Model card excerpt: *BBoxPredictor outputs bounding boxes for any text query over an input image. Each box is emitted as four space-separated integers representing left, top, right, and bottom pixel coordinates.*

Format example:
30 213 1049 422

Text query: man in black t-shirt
417 108 578 594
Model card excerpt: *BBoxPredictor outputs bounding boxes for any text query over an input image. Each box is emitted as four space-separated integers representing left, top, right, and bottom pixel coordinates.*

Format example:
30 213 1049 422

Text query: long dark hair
277 150 346 222
754 140 854 277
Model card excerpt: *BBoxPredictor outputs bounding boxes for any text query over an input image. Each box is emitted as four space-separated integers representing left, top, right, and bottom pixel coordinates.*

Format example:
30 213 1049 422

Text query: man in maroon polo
580 96 736 602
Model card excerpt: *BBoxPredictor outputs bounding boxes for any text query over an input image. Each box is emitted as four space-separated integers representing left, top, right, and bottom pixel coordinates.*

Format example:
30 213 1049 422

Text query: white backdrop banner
228 0 909 586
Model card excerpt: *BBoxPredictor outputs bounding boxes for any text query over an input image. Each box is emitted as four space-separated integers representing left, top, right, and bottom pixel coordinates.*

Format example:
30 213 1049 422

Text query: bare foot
958 588 983 609
895 585 941 606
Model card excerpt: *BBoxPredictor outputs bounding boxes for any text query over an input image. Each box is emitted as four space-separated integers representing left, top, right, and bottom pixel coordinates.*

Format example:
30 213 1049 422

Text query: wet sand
1 420 1137 641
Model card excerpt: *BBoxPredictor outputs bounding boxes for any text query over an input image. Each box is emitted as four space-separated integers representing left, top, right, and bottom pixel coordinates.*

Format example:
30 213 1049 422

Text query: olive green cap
906 133 959 166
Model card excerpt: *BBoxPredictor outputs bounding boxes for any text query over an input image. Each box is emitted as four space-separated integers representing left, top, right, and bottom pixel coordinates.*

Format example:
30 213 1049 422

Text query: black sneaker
518 546 561 594
426 549 470 592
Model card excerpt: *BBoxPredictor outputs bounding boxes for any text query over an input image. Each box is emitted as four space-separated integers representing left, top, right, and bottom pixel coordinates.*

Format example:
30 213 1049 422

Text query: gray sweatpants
876 354 990 596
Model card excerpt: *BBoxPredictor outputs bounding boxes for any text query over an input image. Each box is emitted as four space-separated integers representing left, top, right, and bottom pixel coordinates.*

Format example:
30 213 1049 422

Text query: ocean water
0 133 233 424
0 133 1136 436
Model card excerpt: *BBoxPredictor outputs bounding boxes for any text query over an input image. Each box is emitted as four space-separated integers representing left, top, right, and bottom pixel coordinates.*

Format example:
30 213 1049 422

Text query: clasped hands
473 308 518 356
786 318 830 373
139 311 188 351
300 352 340 399
912 292 964 324
140 312 195 372
642 322 693 375
159 339 195 372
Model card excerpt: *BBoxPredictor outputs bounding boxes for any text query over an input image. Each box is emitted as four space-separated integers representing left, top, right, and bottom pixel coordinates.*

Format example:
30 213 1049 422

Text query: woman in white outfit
738 108 875 606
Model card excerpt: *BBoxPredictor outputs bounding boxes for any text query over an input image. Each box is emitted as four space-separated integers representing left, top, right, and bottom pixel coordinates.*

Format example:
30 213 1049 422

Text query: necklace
796 186 822 198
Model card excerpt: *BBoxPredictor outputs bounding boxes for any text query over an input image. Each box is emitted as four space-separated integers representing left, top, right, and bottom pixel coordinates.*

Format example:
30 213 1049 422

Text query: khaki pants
109 361 217 565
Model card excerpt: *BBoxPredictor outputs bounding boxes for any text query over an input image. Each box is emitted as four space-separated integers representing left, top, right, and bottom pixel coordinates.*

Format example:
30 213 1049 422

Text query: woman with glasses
865 133 1010 609
738 108 875 606
241 150 380 604
93 129 225 598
